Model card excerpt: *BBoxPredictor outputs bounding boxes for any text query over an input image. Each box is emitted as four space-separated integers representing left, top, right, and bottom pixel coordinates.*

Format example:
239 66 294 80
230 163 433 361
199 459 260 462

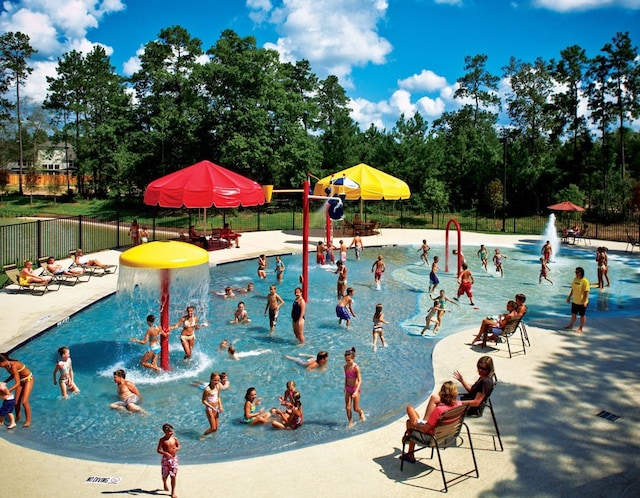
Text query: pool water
3 241 638 464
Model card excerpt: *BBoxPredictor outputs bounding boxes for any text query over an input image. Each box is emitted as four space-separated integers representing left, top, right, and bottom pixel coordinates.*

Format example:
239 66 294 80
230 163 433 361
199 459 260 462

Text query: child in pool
202 372 224 435
271 392 303 430
52 346 80 398
0 381 16 429
243 387 270 425
372 303 389 351
418 239 430 265
284 351 329 371
230 301 251 324
421 299 445 335
539 257 553 285
344 347 365 427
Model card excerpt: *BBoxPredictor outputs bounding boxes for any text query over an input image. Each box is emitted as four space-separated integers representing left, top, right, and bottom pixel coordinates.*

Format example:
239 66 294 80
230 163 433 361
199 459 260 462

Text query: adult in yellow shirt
564 266 589 334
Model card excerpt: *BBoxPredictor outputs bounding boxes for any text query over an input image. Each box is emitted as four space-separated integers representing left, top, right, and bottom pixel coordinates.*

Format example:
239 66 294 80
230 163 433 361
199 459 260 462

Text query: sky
1 0 640 131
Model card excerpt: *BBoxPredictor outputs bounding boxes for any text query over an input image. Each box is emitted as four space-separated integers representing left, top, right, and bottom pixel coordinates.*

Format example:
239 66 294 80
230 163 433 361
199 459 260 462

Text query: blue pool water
3 240 638 464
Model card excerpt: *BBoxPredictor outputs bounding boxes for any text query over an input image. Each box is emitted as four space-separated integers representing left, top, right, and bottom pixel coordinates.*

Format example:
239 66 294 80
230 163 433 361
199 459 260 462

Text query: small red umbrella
144 160 265 209
547 201 585 212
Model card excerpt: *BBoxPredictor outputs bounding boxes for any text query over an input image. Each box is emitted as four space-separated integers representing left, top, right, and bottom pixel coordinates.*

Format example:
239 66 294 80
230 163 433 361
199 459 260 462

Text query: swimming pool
3 241 637 464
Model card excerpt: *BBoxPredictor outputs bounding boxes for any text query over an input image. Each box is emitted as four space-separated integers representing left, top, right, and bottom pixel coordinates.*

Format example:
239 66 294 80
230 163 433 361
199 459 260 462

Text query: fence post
153 211 157 242
116 211 120 248
78 215 83 250
292 205 296 231
37 219 42 260
257 209 261 232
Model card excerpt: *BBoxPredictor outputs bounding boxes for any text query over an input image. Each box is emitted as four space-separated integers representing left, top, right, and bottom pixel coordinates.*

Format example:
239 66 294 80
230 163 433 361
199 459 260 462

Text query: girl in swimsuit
330 261 348 299
242 387 270 425
477 244 489 271
372 303 389 351
271 391 303 430
343 347 365 427
172 306 207 360
202 372 224 435
52 346 80 398
0 353 34 427
257 254 267 279
131 314 165 371
493 248 508 277
274 256 285 282
291 287 306 344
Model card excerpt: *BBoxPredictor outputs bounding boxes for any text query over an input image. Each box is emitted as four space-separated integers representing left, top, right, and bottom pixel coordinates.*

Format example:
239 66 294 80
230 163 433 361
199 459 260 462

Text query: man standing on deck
564 266 589 334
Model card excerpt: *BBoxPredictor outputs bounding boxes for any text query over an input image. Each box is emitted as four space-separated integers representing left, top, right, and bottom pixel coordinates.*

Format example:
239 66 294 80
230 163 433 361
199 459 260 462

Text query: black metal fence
2 205 639 270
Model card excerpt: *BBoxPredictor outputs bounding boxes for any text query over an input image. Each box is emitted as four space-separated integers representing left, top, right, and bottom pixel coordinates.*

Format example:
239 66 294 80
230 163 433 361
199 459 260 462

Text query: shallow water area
3 240 637 464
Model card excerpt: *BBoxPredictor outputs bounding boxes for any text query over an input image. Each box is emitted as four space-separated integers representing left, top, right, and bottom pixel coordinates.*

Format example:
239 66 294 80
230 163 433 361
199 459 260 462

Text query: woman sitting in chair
455 356 496 412
19 260 52 285
402 381 461 463
471 300 518 345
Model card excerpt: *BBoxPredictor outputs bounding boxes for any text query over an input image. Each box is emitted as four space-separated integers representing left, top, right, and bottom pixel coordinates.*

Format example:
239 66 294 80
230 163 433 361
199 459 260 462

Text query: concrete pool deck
1 229 639 497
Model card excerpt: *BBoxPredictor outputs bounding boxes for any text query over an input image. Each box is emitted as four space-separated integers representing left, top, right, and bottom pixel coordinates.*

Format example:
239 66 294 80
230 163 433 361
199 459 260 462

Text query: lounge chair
4 264 61 295
625 231 640 253
38 257 90 286
68 250 117 276
400 404 478 493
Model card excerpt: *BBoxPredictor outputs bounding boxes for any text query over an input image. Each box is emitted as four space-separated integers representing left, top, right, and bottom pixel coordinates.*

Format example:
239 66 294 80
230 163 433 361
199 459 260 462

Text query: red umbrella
144 160 265 209
547 201 585 212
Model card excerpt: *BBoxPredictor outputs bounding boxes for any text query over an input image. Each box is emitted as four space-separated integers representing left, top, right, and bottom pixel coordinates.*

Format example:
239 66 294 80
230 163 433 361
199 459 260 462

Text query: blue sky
2 0 639 131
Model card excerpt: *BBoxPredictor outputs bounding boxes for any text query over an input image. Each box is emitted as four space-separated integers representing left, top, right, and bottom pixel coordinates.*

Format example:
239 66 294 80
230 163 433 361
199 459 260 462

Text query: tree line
1 27 639 217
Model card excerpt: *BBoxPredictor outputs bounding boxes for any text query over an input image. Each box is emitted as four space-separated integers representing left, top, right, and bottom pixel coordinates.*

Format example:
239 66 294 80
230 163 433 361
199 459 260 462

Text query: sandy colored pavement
1 229 639 497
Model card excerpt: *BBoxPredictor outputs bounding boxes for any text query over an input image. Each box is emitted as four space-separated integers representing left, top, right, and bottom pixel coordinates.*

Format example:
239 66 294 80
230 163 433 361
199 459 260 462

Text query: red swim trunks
457 281 473 298
161 456 179 478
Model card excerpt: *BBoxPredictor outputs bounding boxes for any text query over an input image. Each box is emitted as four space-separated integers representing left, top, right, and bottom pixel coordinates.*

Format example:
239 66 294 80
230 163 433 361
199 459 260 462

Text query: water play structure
119 241 209 370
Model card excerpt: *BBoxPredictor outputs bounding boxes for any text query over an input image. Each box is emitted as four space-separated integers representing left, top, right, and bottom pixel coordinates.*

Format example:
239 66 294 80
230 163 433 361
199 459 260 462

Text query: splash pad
119 241 210 370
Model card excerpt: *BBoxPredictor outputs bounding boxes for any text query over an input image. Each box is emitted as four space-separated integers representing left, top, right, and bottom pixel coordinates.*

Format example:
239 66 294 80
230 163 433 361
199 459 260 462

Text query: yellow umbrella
313 163 411 216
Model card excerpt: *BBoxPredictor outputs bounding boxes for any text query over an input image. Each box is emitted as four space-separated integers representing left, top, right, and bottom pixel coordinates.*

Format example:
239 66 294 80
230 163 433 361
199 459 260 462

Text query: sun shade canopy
144 160 265 209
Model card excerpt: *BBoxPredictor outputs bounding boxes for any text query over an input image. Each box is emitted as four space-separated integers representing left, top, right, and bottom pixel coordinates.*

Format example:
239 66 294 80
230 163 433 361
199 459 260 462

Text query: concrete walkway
1 229 638 497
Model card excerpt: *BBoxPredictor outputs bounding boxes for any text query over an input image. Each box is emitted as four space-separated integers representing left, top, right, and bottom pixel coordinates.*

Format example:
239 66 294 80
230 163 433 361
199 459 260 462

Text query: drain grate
596 410 621 422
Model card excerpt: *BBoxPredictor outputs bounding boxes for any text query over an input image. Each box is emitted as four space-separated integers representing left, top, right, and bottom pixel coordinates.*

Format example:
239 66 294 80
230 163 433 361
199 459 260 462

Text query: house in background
2 142 77 192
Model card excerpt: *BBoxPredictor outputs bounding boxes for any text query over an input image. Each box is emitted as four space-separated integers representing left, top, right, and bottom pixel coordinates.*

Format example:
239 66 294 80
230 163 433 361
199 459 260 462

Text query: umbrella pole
325 206 332 248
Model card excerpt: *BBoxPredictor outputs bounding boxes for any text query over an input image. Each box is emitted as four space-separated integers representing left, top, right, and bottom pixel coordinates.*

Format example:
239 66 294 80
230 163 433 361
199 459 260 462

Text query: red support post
302 178 310 302
160 268 171 371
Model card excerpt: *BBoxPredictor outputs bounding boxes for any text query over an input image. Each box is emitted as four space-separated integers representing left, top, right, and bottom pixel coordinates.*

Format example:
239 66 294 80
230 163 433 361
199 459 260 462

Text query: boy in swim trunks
336 287 356 327
264 285 285 333
429 255 440 293
110 369 144 413
371 255 386 290
157 423 180 498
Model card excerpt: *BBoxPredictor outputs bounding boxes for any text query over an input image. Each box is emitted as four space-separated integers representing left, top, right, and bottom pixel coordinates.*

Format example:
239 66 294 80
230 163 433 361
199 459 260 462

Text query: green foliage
555 184 585 206
1 27 639 220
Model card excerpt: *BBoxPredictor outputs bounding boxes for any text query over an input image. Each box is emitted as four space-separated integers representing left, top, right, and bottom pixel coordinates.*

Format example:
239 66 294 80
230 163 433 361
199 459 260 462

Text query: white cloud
416 95 446 117
398 69 448 92
247 0 273 22
258 0 392 82
0 1 125 102
123 55 141 76
23 60 58 103
533 0 640 12
434 0 463 5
